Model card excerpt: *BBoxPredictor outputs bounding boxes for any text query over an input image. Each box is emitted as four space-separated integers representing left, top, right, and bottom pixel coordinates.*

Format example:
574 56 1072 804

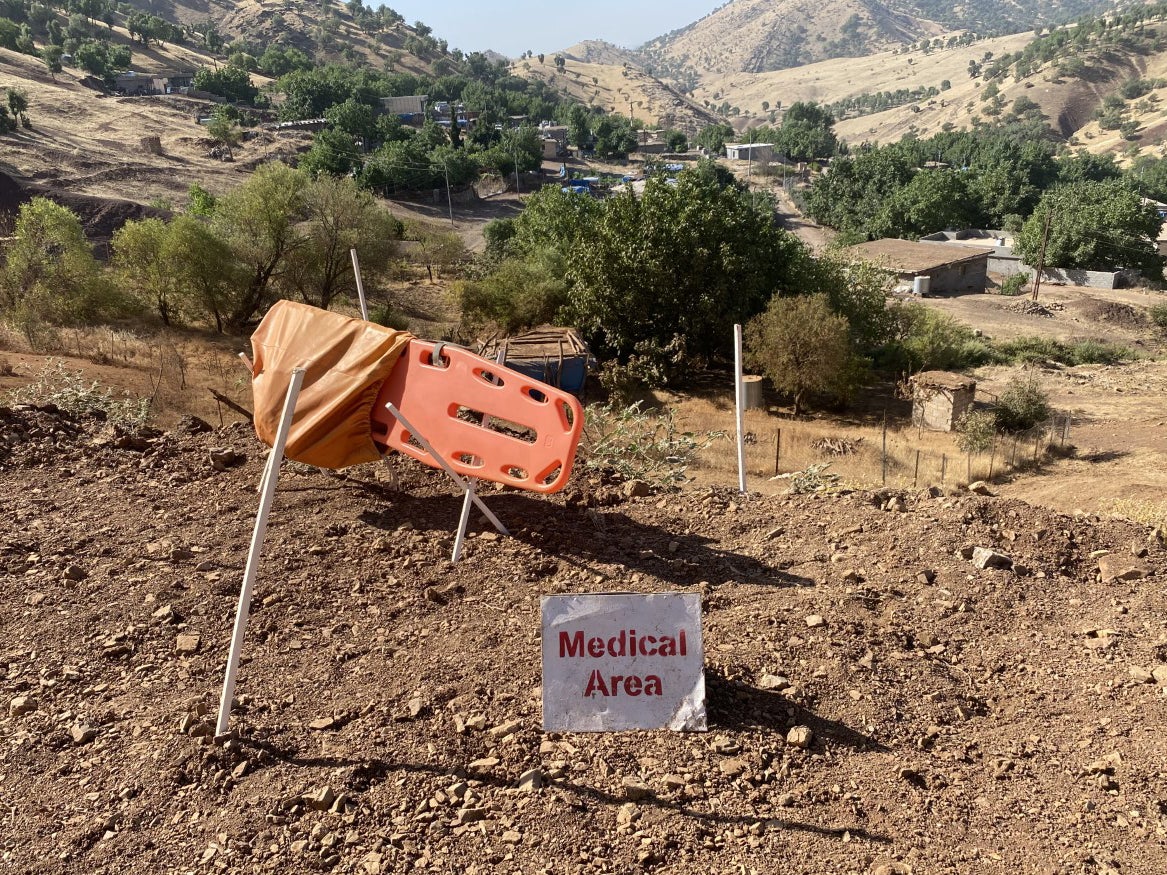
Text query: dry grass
669 394 1061 493
1107 498 1167 531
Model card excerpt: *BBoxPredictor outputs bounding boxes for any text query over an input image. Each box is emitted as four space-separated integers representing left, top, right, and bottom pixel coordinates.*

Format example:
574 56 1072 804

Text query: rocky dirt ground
3 403 1167 875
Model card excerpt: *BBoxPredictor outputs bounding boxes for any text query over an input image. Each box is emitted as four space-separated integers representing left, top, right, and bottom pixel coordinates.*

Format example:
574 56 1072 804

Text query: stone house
911 371 976 432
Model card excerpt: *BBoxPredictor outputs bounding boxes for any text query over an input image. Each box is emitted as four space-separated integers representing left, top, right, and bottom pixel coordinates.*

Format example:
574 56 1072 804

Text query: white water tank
912 275 931 296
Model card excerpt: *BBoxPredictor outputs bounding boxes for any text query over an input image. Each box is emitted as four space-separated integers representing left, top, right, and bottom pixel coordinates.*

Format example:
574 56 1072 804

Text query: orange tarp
249 300 412 470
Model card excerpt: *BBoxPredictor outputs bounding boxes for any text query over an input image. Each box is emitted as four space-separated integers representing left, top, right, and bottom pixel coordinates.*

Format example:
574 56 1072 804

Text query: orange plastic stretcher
371 340 584 494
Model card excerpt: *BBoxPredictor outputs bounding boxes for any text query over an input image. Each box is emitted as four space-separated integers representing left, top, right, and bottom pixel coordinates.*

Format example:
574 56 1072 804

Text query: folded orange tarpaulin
249 299 413 470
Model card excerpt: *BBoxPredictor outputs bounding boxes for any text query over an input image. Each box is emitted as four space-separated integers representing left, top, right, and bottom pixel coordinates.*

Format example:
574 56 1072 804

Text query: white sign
541 593 706 732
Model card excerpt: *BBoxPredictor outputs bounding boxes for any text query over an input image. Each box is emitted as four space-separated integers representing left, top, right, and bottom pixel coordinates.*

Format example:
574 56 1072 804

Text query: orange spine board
371 340 584 494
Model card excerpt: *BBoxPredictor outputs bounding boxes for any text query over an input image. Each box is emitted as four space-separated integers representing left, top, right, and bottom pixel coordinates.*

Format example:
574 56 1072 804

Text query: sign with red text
541 593 706 732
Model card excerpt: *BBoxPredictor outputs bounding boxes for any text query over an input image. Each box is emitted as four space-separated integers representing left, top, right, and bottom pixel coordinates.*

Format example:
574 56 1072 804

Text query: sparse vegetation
6 360 150 428
994 374 1052 432
580 401 721 487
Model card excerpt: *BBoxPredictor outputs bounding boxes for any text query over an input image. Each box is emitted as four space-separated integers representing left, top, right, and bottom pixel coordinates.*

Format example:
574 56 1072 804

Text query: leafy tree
187 183 217 217
165 216 241 332
300 128 363 177
994 374 1050 432
745 294 855 416
664 129 687 152
408 221 463 282
6 87 28 128
455 248 568 335
207 107 242 160
112 218 180 323
193 66 258 103
773 101 838 160
325 97 376 142
694 122 734 154
211 162 309 331
281 176 400 310
42 45 63 80
563 170 803 369
883 169 976 238
1015 180 1163 276
0 197 118 327
258 45 313 78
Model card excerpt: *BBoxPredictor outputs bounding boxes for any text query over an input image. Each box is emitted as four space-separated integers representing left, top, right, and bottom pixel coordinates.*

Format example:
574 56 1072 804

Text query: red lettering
640 635 657 656
644 675 663 695
659 635 677 656
625 675 642 696
559 631 583 658
587 636 604 658
584 669 609 697
607 630 625 657
680 629 687 656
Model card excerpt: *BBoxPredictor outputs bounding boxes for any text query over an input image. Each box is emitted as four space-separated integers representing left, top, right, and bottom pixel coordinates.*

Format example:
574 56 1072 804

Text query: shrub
745 293 858 416
6 360 151 428
1150 302 1167 331
994 374 1051 432
580 401 721 486
998 273 1028 296
884 305 993 373
955 409 997 453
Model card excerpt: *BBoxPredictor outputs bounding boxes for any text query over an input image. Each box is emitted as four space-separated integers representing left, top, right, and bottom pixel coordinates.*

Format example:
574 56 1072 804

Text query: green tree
745 294 855 416
192 66 258 103
299 128 363 177
211 162 309 331
281 175 400 310
694 122 734 154
0 197 118 328
207 107 242 160
663 129 687 152
455 248 568 335
773 101 838 160
187 183 217 217
112 218 180 323
563 170 803 369
165 216 241 332
6 87 28 128
1015 180 1163 276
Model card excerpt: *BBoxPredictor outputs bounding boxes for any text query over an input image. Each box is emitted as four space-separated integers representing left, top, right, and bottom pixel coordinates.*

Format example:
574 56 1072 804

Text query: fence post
988 440 996 480
881 410 888 486
1062 415 1070 446
940 453 946 486
774 428 782 476
913 449 920 489
966 449 972 484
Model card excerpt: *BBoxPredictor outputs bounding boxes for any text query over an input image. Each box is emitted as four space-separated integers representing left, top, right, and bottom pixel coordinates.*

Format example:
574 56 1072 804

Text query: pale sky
380 1 719 58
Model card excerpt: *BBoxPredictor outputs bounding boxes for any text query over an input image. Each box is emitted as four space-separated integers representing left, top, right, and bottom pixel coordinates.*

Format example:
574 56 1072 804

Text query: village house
846 238 993 294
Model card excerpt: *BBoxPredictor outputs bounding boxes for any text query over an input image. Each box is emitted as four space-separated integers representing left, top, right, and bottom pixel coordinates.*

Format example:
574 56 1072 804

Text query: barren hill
516 54 718 135
2 394 1167 873
639 0 938 78
559 40 642 67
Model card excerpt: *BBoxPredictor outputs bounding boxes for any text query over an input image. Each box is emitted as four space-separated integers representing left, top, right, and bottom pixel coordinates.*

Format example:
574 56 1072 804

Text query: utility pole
442 160 454 227
1031 208 1055 303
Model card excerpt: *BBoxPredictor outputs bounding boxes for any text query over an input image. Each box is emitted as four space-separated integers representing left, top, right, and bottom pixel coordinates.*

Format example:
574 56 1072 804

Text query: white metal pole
450 349 507 562
734 324 747 494
451 481 475 562
383 400 509 537
350 248 369 321
216 366 306 737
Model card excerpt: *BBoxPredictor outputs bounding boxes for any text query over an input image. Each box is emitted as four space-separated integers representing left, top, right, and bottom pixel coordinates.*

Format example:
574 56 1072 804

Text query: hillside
516 54 718 136
2 381 1167 872
640 0 936 81
639 0 1120 82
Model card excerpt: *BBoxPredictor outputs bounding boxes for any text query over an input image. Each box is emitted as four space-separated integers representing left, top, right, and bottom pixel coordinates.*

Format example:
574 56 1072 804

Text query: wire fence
704 412 1073 492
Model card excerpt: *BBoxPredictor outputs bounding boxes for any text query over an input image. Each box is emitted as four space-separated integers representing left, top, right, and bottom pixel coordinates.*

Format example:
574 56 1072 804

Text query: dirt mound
0 169 170 252
2 408 1167 874
1072 298 1147 329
